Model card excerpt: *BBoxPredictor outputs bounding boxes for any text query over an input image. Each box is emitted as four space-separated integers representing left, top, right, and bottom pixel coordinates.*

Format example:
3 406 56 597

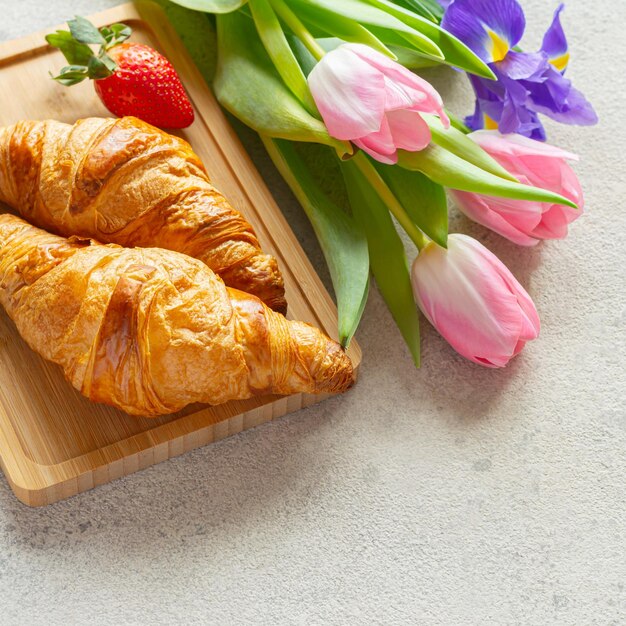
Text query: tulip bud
451 131 583 245
411 234 540 367
308 43 449 164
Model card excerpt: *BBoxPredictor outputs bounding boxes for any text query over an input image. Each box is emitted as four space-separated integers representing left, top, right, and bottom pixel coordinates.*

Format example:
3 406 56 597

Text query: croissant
0 214 353 417
0 116 287 313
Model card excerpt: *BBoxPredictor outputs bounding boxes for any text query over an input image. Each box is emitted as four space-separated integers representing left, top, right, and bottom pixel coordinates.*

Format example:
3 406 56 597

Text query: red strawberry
94 43 194 129
46 16 194 129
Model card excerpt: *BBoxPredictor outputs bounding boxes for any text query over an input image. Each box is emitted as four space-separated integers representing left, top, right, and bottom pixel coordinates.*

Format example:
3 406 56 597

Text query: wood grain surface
0 1 360 507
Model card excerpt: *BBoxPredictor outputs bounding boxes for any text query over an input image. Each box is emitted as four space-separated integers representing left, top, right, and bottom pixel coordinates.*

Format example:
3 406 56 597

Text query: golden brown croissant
0 214 353 417
0 116 287 313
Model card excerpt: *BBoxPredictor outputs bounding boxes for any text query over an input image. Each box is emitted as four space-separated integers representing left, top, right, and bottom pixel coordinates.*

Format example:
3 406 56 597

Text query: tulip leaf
392 0 443 21
262 137 370 347
373 162 448 248
398 144 579 208
363 0 496 79
170 0 247 13
389 45 442 69
341 159 421 366
294 3 397 58
214 11 351 157
248 0 318 114
291 0 444 59
423 114 518 182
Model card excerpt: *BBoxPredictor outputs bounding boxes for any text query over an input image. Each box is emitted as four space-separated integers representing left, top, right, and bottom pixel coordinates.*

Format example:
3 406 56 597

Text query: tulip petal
531 204 576 240
412 235 538 367
308 46 386 140
348 43 449 125
387 109 432 152
383 76 416 111
466 235 540 338
469 130 579 161
354 116 398 164
450 190 541 246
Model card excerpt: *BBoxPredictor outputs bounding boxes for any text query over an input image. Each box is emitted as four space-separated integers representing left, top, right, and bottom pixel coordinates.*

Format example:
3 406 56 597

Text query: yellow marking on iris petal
550 51 570 72
484 114 498 130
487 29 509 62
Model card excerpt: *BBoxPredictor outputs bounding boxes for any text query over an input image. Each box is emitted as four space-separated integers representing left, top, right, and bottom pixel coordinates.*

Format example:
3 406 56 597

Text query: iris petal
541 3 569 72
525 66 598 126
441 0 526 63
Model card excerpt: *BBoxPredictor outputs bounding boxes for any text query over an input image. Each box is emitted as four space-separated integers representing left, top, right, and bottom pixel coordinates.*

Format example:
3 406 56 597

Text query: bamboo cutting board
0 1 360 506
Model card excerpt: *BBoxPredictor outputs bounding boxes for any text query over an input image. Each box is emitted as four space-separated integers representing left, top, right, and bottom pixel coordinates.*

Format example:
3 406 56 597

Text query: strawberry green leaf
68 16 106 45
87 55 114 80
45 31 93 65
108 23 132 44
51 65 89 86
98 52 117 72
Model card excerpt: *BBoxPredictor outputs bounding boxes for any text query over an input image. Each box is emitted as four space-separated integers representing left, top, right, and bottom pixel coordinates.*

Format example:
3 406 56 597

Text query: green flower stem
269 0 326 61
353 152 429 251
445 109 471 134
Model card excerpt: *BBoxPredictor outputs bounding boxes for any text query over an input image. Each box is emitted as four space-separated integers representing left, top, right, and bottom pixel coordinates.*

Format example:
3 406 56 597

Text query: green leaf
263 137 370 347
445 109 471 134
398 144 579 208
286 33 318 76
68 16 106 45
374 162 448 247
423 114 517 182
396 0 444 21
45 31 94 66
388 45 441 69
169 0 248 13
99 52 117 73
291 0 444 59
294 3 397 58
362 0 495 78
341 158 421 366
248 0 318 114
392 0 443 21
106 23 132 46
51 65 89 86
214 11 351 157
86 55 114 80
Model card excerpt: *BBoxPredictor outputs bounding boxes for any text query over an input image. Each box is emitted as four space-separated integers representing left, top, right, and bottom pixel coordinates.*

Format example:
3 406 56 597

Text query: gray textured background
0 1 624 624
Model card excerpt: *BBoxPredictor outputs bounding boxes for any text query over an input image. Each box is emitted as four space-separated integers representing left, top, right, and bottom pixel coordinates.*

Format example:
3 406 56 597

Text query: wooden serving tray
0 1 360 506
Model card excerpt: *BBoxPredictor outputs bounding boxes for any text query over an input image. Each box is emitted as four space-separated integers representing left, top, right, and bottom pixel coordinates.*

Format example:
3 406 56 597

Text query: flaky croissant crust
0 116 287 313
0 214 353 417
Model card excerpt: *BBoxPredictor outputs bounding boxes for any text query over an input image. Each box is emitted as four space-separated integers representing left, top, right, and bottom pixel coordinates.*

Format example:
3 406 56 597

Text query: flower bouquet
172 0 596 367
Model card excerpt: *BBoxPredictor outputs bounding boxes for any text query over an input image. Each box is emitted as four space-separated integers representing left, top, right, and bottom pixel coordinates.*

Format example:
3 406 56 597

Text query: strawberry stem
46 16 132 86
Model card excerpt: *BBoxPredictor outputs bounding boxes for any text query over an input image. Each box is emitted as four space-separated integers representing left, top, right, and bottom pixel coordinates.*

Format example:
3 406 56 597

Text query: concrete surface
0 1 624 624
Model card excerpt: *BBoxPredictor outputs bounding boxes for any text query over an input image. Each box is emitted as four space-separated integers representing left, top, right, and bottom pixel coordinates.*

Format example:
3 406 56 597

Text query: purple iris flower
440 0 597 140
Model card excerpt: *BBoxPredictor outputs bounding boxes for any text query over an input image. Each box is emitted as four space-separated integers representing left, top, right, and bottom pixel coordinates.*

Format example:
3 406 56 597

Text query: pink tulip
451 131 584 246
411 234 540 367
307 43 449 164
